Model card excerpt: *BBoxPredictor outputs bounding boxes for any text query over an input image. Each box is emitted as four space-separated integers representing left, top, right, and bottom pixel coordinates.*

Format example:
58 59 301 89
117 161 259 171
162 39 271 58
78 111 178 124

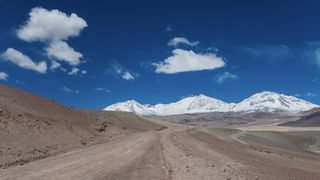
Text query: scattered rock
95 122 111 132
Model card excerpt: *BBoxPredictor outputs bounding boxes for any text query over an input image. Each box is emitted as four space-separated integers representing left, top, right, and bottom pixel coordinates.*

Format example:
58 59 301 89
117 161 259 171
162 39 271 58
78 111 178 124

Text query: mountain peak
197 94 209 97
104 100 156 115
251 91 281 97
125 100 139 104
182 94 211 99
186 94 223 102
233 91 318 112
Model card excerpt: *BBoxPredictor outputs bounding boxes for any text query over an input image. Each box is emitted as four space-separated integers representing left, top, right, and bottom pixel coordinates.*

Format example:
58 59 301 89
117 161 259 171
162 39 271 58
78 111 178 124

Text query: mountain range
104 91 319 116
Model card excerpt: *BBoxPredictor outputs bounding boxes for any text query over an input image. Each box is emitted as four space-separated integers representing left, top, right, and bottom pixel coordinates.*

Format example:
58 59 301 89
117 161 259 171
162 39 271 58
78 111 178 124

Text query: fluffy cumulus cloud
216 72 238 83
168 37 199 47
154 49 225 74
0 72 9 80
1 48 47 73
45 41 83 66
17 7 87 42
16 7 87 69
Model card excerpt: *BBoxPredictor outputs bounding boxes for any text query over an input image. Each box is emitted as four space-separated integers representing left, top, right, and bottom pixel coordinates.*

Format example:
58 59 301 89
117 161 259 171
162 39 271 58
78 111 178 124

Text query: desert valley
0 84 320 180
1 2 320 180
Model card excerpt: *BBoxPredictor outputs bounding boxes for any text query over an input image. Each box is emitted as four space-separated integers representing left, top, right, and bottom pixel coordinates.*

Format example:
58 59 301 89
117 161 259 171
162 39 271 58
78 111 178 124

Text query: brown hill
281 108 320 127
0 84 163 168
150 111 291 127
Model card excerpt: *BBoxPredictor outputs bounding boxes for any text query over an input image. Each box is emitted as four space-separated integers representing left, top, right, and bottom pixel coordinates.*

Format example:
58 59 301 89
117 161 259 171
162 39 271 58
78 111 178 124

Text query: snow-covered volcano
104 100 157 115
104 91 318 116
148 94 234 115
232 91 318 112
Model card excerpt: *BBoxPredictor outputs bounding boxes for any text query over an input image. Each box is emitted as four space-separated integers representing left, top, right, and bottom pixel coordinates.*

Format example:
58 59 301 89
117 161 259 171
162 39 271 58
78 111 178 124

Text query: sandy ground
237 124 320 132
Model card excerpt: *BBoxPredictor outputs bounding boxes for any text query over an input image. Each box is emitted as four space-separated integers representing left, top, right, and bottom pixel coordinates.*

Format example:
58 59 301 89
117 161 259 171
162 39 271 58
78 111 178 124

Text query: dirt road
1 125 320 180
0 132 165 180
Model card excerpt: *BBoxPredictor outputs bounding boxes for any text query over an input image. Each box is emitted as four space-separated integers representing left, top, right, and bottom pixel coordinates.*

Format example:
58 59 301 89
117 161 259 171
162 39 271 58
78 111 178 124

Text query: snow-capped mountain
232 91 318 112
104 91 319 116
103 100 157 115
149 94 234 115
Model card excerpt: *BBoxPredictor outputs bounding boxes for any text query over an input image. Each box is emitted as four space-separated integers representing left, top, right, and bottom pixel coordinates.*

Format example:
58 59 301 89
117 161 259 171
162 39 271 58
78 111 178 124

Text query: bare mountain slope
0 84 163 168
281 108 320 127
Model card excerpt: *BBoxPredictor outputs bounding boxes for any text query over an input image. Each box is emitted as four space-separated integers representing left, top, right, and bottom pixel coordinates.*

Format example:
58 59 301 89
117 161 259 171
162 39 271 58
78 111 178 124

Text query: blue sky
0 0 320 109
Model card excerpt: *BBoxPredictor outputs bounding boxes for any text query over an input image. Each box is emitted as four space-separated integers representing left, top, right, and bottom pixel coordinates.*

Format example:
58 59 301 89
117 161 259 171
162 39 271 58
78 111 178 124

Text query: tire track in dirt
159 142 173 180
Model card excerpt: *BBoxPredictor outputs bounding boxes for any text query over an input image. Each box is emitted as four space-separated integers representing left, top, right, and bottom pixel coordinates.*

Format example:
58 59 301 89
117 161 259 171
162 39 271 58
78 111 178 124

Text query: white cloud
15 80 24 84
303 42 320 68
216 72 238 83
106 62 138 81
45 40 83 66
50 60 61 70
95 88 111 93
67 67 86 76
165 25 173 32
0 72 8 80
1 48 47 73
81 70 87 74
63 86 79 94
68 67 79 75
168 37 199 47
50 61 67 72
303 42 320 67
17 7 87 42
306 92 317 97
121 71 135 80
314 48 320 66
240 44 290 62
154 49 225 74
16 7 87 68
